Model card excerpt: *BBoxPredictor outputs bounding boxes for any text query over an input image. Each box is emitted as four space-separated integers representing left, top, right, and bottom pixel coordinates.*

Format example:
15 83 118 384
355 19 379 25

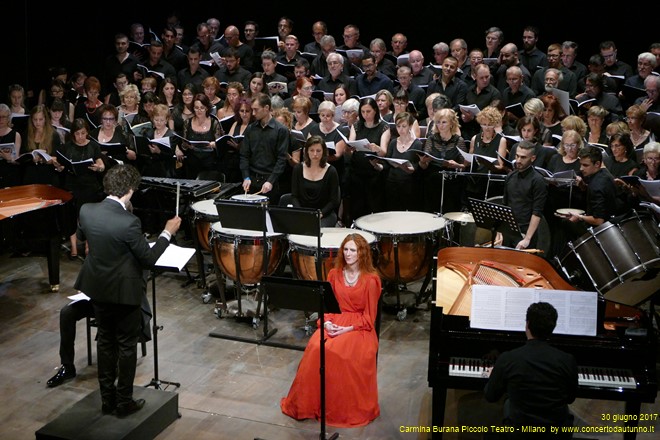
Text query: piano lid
0 184 72 220
435 247 576 318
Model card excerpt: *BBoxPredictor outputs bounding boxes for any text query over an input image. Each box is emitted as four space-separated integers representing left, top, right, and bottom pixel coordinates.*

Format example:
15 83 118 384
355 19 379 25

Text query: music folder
262 276 341 315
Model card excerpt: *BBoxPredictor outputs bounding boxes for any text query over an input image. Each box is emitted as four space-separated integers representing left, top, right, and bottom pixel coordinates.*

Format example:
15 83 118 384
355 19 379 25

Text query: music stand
263 276 340 440
145 245 195 391
468 197 520 247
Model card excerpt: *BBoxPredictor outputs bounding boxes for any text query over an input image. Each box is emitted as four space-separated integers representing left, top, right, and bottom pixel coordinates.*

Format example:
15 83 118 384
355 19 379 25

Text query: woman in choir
0 104 23 187
74 77 104 128
50 98 72 144
223 98 254 183
46 79 75 122
90 104 132 170
289 135 340 227
333 83 350 123
635 142 660 181
170 83 195 136
308 101 347 195
141 103 174 177
22 104 62 185
585 106 609 146
55 118 105 259
8 84 27 115
376 112 422 211
281 233 381 428
176 93 223 180
419 108 467 214
292 97 318 138
117 84 141 131
375 89 394 122
391 90 421 138
626 104 655 150
347 97 391 222
201 76 223 115
509 115 556 169
540 94 566 146
285 77 320 114
245 72 266 100
605 133 638 177
466 106 507 201
272 107 298 197
215 82 243 121
157 78 181 112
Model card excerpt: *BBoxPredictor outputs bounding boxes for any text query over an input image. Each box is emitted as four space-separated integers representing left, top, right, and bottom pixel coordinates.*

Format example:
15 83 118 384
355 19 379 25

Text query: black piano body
0 184 76 291
428 247 658 440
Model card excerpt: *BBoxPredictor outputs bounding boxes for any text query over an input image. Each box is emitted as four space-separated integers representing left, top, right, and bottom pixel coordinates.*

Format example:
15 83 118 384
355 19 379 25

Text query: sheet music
470 285 598 336
150 243 195 271
67 292 91 304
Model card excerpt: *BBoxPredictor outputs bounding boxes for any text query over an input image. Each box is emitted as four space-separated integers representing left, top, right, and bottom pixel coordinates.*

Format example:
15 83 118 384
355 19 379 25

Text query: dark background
3 1 656 103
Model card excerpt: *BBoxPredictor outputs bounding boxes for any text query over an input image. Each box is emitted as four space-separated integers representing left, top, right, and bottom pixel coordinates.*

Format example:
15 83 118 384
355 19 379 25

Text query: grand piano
428 247 657 439
0 184 75 292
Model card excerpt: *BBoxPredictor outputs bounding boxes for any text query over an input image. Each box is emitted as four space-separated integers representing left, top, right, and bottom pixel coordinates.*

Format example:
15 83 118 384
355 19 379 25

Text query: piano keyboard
449 357 637 389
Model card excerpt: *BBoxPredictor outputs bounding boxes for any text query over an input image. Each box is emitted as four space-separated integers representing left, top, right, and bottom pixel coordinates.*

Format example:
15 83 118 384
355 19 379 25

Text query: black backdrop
3 1 655 103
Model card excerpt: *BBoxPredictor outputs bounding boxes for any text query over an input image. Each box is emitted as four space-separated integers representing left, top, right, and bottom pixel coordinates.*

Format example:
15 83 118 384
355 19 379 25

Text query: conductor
74 164 181 417
484 302 578 438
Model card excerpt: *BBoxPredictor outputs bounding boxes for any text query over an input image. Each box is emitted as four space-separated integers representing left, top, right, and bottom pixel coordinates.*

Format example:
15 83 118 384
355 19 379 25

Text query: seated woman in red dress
280 233 382 428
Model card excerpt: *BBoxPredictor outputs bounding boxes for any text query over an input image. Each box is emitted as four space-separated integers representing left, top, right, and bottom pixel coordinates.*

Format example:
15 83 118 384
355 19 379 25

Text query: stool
86 317 147 366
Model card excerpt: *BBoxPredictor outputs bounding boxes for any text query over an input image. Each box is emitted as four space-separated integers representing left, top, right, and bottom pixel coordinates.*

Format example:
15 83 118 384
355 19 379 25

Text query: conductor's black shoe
46 364 76 387
116 399 145 417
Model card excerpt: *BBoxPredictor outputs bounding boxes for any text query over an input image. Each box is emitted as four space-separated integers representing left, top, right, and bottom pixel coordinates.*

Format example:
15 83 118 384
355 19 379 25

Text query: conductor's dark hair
526 302 558 340
103 164 141 197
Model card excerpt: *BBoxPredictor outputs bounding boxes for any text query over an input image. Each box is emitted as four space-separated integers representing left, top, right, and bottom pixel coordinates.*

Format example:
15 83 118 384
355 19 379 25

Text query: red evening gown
280 268 382 428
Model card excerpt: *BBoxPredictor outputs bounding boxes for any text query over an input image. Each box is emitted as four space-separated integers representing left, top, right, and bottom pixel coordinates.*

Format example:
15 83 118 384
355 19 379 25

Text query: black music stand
145 246 195 391
263 276 340 440
468 197 520 247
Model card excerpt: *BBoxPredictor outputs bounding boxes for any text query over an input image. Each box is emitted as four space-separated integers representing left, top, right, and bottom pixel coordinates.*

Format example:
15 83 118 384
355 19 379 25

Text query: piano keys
0 184 75 291
428 247 657 440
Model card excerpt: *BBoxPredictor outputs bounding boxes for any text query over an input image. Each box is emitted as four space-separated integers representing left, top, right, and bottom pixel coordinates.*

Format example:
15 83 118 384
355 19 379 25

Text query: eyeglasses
645 156 659 162
101 117 116 121
343 34 357 39
563 143 578 148
602 52 616 59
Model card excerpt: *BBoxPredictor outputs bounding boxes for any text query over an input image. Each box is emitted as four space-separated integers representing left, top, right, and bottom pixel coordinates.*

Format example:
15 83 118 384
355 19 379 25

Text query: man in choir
370 38 397 79
135 40 176 88
177 48 209 93
356 53 393 97
394 66 426 121
261 51 289 97
408 50 434 88
103 33 138 96
519 26 548 74
492 43 532 94
389 33 408 58
561 41 588 87
502 141 549 252
215 47 251 89
502 66 535 126
316 52 358 97
450 38 470 79
637 75 660 114
531 44 577 97
222 25 254 71
74 164 181 417
310 35 336 78
432 42 450 66
600 40 634 80
427 56 467 112
303 21 326 56
191 22 225 63
161 26 188 73
485 302 578 437
240 93 289 203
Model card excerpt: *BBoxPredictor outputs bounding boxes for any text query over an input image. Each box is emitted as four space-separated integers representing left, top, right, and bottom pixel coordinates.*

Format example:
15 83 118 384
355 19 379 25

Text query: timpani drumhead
354 211 446 235
211 222 283 238
191 199 219 217
287 227 376 250
230 194 269 203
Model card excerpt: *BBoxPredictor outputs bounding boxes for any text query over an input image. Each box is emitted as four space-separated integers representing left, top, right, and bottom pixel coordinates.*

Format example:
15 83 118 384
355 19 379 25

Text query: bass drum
558 211 660 306
190 199 219 252
287 228 377 280
210 222 285 286
355 211 446 283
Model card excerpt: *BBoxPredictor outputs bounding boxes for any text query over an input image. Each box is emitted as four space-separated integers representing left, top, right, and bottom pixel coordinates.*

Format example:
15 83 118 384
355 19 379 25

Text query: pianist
484 302 578 437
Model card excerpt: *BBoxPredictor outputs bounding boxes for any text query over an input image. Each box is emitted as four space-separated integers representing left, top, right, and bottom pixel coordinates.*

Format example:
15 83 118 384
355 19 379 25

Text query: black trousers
92 301 141 406
59 300 95 367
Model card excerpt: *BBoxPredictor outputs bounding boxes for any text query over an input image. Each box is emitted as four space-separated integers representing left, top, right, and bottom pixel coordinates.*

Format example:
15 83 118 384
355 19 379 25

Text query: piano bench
85 317 147 366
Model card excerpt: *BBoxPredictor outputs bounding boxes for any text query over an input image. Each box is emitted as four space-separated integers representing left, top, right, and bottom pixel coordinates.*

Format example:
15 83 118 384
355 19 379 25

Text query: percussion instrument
191 199 219 252
442 211 494 247
355 211 446 283
287 227 377 280
140 176 219 198
556 208 585 216
557 210 660 306
210 222 285 286
230 194 269 204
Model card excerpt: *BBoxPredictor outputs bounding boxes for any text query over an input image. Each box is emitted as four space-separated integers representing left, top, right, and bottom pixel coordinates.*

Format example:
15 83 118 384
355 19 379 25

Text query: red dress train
280 268 382 428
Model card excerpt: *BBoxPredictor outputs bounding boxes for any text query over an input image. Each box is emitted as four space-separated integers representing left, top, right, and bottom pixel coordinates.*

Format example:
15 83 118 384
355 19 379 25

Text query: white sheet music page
150 243 195 271
470 285 598 336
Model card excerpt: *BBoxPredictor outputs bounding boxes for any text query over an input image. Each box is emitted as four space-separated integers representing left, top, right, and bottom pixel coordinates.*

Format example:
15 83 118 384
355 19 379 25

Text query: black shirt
239 116 289 183
503 165 547 232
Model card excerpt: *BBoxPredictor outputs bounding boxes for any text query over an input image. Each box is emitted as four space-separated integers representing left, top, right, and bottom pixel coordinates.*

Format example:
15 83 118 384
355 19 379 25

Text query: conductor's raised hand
164 216 182 235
